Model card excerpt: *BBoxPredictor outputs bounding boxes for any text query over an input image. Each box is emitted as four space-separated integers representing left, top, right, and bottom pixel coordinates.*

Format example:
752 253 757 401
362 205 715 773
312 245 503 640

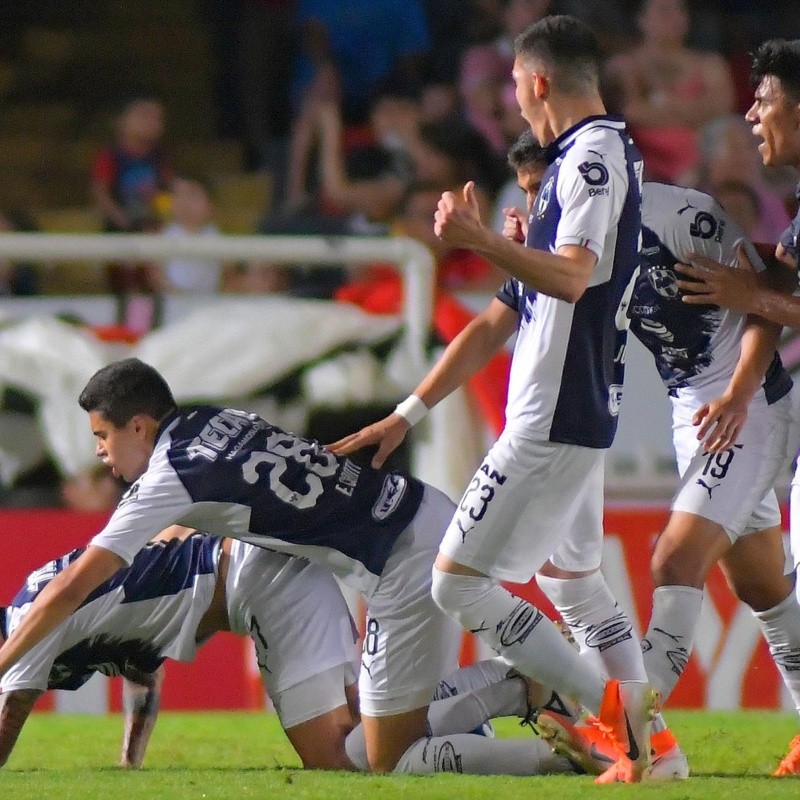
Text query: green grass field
2 711 799 799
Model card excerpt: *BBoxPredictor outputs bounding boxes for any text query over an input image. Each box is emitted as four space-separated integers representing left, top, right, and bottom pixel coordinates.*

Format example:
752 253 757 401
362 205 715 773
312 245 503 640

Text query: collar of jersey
545 114 626 163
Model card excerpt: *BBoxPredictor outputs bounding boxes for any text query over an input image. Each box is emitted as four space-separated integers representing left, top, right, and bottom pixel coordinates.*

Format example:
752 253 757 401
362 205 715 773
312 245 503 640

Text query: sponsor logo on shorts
499 601 543 646
372 474 406 521
696 478 721 498
608 384 623 416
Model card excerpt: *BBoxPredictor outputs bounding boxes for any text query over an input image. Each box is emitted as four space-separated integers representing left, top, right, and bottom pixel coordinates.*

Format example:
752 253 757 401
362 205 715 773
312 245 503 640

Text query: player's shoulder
642 182 721 224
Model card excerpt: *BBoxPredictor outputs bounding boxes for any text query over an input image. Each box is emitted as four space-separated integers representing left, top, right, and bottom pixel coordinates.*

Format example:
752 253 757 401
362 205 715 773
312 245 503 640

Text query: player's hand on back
327 414 410 469
675 246 759 313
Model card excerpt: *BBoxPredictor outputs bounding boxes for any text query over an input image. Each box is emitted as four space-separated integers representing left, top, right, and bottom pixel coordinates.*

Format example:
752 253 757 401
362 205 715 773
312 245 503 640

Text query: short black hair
751 39 800 102
79 358 176 427
514 15 602 95
0 606 7 641
507 129 549 171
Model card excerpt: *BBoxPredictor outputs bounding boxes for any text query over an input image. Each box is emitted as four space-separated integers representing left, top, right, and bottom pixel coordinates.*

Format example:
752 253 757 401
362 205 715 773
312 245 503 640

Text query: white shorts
271 662 358 730
437 428 606 583
670 390 793 540
226 541 359 726
359 485 462 717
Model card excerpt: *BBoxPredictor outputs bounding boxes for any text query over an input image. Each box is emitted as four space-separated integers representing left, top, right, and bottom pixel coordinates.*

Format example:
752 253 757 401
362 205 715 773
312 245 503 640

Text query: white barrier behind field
0 231 749 499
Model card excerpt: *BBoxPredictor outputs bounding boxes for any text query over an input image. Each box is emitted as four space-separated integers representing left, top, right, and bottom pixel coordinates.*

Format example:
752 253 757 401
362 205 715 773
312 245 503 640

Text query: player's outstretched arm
0 689 41 767
677 244 800 328
119 665 165 769
435 182 597 302
329 298 517 468
0 546 125 680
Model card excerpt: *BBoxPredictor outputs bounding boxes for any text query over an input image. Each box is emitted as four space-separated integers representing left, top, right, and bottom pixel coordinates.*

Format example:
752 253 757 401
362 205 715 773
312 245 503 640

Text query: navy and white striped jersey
90 407 424 596
2 536 219 693
779 183 800 265
629 182 792 403
496 115 643 448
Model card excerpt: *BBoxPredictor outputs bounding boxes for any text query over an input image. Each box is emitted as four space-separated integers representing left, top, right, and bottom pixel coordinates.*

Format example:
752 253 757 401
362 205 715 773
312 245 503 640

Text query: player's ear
532 72 549 100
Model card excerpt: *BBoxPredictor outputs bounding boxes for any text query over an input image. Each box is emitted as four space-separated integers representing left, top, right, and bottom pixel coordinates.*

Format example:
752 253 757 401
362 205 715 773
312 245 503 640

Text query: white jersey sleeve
555 130 629 263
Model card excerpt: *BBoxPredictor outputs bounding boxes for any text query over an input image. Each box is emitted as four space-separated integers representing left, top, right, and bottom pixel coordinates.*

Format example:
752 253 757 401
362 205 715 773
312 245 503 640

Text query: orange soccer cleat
774 734 800 776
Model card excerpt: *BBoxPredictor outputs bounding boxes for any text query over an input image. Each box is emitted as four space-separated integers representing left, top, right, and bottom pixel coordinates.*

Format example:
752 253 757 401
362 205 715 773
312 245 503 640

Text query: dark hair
514 15 602 95
751 39 800 101
0 606 7 641
419 114 507 192
79 358 176 427
507 129 548 171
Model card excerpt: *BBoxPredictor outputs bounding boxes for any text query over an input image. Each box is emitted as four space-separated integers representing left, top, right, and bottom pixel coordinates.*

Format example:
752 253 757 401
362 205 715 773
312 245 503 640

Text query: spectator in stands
604 0 735 185
151 177 224 294
0 208 39 296
234 0 296 173
291 0 431 128
458 2 551 156
695 114 791 244
301 96 505 230
90 98 173 294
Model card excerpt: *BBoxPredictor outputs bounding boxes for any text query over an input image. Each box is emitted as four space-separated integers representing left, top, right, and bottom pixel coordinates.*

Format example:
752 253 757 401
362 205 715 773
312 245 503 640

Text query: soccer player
333 15 656 783
0 532 582 775
671 38 800 776
499 136 800 778
0 533 361 770
0 358 592 777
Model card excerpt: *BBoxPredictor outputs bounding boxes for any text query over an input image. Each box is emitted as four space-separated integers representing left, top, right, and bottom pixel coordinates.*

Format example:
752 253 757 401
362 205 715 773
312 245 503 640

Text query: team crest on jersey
608 384 623 416
372 474 407 521
535 175 554 218
117 479 142 508
646 266 680 299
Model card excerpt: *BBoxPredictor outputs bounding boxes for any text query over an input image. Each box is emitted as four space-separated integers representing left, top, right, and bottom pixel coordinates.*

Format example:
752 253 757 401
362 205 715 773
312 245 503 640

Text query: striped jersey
90 406 424 596
497 115 643 448
630 182 791 404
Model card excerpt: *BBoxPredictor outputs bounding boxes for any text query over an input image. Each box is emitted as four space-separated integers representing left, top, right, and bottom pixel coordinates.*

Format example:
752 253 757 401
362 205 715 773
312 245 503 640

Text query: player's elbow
556 280 587 304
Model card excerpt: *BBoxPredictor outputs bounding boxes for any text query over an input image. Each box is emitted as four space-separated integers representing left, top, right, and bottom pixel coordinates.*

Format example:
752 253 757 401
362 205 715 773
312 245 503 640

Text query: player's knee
650 540 705 588
431 567 492 621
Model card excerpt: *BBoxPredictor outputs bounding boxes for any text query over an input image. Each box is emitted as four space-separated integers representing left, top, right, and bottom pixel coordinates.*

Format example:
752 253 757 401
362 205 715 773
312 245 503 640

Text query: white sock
641 584 703 701
537 571 648 681
431 568 606 714
430 660 527 733
393 734 574 775
754 589 800 715
344 723 368 770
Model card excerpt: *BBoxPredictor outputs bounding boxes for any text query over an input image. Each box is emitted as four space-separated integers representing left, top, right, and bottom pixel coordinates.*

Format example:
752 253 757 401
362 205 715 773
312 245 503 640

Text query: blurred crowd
1 0 798 304
1 0 799 509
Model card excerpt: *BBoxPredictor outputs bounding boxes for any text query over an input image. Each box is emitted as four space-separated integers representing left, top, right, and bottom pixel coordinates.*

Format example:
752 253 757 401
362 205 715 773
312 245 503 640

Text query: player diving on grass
0 354 640 778
0 530 586 775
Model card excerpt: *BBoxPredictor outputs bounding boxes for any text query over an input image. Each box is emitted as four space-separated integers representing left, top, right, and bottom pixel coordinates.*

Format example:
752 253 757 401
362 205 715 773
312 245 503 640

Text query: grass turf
2 710 799 799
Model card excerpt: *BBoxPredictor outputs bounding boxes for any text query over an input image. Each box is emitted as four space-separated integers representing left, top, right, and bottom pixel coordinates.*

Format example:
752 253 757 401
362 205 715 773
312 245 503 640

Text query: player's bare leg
361 706 430 772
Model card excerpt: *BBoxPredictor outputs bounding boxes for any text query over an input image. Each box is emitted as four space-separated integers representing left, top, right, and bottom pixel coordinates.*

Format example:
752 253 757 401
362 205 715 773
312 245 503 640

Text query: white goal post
0 232 436 372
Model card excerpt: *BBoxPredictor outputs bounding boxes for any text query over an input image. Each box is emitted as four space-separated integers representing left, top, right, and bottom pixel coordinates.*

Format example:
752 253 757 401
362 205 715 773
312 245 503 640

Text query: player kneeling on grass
0 355 650 777
0 531 594 775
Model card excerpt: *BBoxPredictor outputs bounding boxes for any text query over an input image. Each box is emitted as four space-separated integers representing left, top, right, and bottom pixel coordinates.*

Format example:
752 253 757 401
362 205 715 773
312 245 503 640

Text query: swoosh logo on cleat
589 744 615 766
623 711 640 761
